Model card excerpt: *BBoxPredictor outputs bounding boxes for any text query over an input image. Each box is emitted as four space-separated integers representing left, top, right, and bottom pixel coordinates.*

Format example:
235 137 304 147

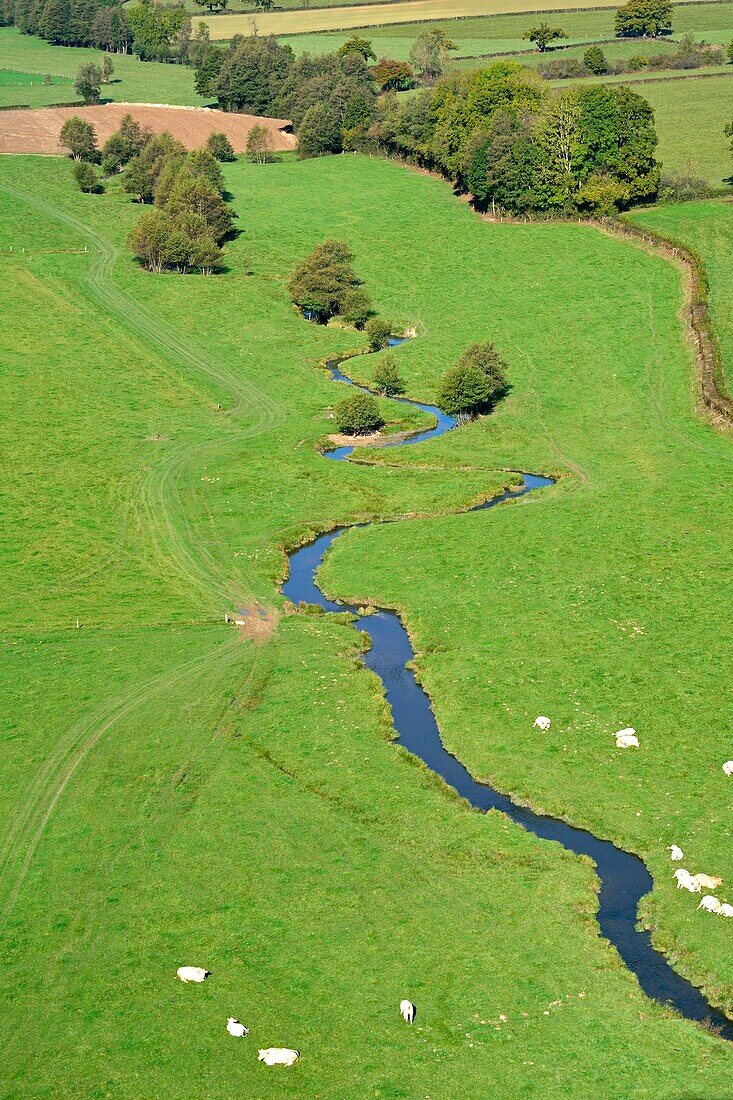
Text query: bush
436 341 508 419
72 160 100 193
658 168 710 203
334 392 384 435
365 317 392 350
628 54 649 70
206 132 235 162
538 57 588 79
584 46 608 74
372 355 405 396
340 287 374 328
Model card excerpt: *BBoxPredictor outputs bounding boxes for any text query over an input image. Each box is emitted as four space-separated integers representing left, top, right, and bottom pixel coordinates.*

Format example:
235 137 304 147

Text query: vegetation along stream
282 338 733 1043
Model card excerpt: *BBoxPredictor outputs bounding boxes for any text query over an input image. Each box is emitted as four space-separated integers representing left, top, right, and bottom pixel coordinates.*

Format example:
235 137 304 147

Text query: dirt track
0 102 296 156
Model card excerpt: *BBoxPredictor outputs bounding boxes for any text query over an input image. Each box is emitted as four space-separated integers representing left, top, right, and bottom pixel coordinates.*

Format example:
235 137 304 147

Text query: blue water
282 344 733 1042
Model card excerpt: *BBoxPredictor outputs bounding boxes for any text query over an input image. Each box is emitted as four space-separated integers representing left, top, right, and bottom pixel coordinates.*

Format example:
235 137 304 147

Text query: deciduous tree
59 116 99 161
334 393 384 435
615 0 672 38
522 23 566 51
74 61 102 104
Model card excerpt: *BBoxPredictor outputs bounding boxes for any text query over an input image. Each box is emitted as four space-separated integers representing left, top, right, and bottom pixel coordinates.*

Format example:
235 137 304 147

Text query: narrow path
283 347 733 1042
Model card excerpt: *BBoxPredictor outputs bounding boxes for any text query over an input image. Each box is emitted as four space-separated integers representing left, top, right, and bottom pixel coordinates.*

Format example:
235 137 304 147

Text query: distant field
200 0 626 39
277 1 733 57
0 27 207 108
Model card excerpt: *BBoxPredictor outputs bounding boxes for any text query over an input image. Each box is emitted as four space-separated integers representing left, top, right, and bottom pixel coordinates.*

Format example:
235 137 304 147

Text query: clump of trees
59 116 99 161
436 342 508 420
615 0 672 37
522 23 567 52
101 113 151 174
374 62 660 215
7 0 189 59
409 28 456 81
372 58 416 91
288 239 374 324
334 392 384 436
372 355 405 396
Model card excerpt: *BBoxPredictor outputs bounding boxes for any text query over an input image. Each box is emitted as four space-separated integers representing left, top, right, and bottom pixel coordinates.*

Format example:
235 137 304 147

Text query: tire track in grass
0 186 283 918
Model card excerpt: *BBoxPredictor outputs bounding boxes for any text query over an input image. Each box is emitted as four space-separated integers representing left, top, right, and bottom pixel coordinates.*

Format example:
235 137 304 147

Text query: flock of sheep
175 966 416 1067
533 716 733 916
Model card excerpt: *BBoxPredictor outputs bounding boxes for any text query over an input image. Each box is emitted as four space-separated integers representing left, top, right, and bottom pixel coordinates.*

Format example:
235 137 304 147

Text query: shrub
206 132 236 162
584 46 608 74
538 57 587 79
372 355 405 396
72 160 100 193
340 287 374 328
334 393 384 435
365 317 392 350
628 54 649 70
658 168 711 203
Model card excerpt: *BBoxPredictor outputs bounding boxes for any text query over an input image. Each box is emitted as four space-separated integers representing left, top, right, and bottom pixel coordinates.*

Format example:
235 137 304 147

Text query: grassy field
0 27 207 108
629 199 733 386
2 152 733 1096
277 0 733 57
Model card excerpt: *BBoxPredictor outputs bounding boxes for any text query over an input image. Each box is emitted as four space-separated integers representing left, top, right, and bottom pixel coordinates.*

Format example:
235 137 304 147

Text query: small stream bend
282 342 733 1042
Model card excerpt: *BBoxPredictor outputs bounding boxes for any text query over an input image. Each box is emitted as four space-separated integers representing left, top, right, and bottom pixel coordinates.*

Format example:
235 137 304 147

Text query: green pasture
0 27 207 107
1 152 733 1096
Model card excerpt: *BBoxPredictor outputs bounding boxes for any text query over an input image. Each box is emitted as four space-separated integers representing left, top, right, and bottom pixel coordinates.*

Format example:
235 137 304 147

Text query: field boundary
613 214 733 426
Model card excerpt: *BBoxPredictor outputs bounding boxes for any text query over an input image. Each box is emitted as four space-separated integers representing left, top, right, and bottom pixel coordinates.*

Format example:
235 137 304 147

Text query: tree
615 0 672 37
195 43 224 98
101 53 114 83
365 317 391 350
127 0 188 61
246 123 274 163
128 209 180 273
59 116 99 161
74 61 102 104
334 393 384 435
288 239 359 321
372 58 416 91
72 159 100 192
297 102 342 158
338 33 375 61
253 0 273 8
436 363 493 419
409 27 457 80
340 287 374 328
164 173 234 242
206 131 236 161
122 131 186 202
101 113 150 175
214 35 293 114
194 0 227 11
372 355 405 396
455 342 508 397
583 45 608 73
725 117 733 158
38 0 68 45
522 23 567 51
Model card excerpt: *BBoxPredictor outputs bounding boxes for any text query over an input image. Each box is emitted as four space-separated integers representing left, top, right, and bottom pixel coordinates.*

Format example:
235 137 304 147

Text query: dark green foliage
522 22 567 51
372 59 416 92
59 116 99 162
194 43 224 99
126 0 187 61
74 60 102 104
436 341 508 419
101 113 150 176
340 287 374 329
615 0 672 37
288 239 359 321
72 159 100 193
583 45 608 74
194 0 228 12
277 51 375 132
214 35 293 114
372 355 405 396
297 102 342 159
12 0 124 47
205 132 236 162
101 54 114 83
337 34 376 62
365 317 391 351
121 131 186 203
333 392 384 436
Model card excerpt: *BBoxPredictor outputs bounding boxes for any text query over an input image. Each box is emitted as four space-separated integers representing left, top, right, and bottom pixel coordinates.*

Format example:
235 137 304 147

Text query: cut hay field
1 153 732 1097
0 27 206 108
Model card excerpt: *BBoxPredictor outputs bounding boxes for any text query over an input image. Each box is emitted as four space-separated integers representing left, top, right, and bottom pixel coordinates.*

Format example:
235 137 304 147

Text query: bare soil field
0 102 295 155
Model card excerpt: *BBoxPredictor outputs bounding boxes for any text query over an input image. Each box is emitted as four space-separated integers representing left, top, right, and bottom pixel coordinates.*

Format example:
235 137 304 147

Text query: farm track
0 185 285 921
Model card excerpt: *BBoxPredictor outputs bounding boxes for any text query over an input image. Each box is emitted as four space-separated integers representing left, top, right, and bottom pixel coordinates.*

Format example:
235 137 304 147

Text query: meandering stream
282 340 733 1042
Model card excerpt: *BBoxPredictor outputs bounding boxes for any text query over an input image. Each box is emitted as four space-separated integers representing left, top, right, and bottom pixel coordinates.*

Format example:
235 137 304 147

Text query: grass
1 152 733 1096
629 199 733 387
0 27 207 108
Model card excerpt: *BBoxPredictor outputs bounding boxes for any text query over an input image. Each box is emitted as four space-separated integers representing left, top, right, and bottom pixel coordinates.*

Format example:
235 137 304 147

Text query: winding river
282 340 733 1042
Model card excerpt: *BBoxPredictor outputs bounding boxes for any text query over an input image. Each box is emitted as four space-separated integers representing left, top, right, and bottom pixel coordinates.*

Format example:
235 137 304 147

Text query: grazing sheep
691 874 723 891
400 999 416 1024
615 729 639 749
723 761 733 777
533 716 551 731
226 1018 249 1038
176 966 209 983
674 870 701 893
697 895 722 913
667 845 684 861
716 903 733 917
258 1048 300 1067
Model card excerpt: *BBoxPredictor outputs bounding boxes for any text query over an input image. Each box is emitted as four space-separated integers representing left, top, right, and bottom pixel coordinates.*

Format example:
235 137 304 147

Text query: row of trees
375 62 659 215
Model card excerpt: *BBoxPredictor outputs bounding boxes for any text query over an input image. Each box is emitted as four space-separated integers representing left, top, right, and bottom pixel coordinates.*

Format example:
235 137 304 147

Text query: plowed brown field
0 102 296 155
